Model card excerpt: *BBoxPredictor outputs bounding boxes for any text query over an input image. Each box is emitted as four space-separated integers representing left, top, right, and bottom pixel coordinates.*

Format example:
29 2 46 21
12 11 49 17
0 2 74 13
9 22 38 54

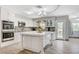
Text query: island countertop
20 31 46 36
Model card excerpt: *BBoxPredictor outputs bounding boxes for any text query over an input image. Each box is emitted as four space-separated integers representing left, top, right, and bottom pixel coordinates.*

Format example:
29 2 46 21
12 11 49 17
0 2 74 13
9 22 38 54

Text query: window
72 23 79 32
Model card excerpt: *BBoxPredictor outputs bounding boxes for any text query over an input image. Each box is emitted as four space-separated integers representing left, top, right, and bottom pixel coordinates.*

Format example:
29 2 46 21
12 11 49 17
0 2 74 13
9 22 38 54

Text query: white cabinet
1 7 17 28
1 8 9 20
23 35 32 50
45 17 55 27
46 20 55 27
22 35 44 53
14 32 22 43
1 8 15 21
14 32 23 49
31 36 43 52
43 32 56 48
43 32 51 47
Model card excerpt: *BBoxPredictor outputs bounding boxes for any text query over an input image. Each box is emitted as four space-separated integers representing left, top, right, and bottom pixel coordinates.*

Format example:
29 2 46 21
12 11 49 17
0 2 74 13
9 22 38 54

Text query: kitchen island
21 31 46 53
20 31 55 54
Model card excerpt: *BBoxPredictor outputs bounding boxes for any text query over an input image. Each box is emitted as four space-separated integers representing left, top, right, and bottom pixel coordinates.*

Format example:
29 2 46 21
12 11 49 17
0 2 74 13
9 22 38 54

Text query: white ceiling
1 5 79 19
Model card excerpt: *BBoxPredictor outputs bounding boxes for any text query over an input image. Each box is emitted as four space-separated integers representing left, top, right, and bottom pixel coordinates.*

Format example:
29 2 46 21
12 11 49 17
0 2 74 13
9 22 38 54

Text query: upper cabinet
45 17 55 27
1 8 15 21
1 8 9 20
46 20 55 27
33 17 56 27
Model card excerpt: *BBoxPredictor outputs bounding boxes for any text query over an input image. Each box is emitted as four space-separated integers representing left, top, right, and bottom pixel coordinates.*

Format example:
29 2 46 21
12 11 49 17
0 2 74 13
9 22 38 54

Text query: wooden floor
0 42 23 54
45 38 79 54
0 38 79 54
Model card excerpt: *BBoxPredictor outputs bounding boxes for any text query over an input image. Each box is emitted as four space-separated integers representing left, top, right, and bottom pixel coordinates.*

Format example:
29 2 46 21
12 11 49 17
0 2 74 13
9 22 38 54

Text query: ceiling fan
24 5 60 18
35 5 60 17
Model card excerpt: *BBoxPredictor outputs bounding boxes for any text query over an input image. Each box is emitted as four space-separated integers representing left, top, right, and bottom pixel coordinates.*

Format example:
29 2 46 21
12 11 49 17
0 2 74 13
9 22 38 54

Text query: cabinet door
14 33 22 49
46 32 51 44
14 33 22 42
47 20 50 26
44 32 51 47
52 20 55 27
23 36 32 50
1 8 8 20
32 36 43 52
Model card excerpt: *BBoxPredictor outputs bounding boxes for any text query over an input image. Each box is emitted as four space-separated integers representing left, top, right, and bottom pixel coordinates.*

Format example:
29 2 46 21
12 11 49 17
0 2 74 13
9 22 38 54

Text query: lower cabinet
23 36 32 50
14 32 22 42
15 32 55 52
14 32 23 49
31 36 43 52
23 35 43 52
43 32 51 47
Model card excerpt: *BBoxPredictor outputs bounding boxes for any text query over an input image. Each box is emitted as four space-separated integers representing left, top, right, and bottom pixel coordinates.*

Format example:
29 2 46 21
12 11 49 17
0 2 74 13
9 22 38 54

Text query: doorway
56 21 64 40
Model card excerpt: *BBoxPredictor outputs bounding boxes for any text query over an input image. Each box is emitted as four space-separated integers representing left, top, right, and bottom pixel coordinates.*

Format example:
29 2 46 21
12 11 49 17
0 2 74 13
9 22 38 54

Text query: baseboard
69 36 79 38
56 39 69 41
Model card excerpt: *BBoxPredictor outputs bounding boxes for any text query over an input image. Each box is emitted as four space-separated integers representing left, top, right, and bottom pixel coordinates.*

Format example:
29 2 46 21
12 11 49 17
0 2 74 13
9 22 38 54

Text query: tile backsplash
14 26 32 32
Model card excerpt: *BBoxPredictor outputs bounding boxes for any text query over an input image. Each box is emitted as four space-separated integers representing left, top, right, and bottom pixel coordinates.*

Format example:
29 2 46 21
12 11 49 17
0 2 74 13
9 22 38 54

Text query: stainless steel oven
2 32 14 42
2 20 14 29
2 20 14 42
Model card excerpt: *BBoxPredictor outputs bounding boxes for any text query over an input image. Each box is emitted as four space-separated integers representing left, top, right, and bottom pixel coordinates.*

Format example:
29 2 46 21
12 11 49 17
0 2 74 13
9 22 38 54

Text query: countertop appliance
18 21 26 27
2 20 14 42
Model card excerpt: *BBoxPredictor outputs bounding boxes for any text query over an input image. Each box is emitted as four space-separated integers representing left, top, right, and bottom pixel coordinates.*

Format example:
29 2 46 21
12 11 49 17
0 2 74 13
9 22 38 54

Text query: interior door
56 21 64 39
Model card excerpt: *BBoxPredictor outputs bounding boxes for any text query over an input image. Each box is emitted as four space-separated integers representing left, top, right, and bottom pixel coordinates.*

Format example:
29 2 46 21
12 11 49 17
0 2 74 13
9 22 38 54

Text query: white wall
69 18 79 37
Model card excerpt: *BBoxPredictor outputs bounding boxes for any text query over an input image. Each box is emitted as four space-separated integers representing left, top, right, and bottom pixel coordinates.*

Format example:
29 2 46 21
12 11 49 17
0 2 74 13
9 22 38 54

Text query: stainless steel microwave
2 20 14 29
